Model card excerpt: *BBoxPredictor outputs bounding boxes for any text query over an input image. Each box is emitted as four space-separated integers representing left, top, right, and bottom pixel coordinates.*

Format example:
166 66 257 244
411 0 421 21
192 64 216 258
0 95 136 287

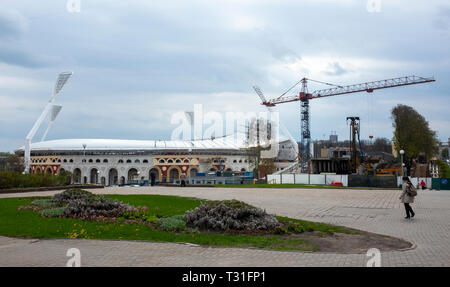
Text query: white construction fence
267 173 434 189
267 174 348 186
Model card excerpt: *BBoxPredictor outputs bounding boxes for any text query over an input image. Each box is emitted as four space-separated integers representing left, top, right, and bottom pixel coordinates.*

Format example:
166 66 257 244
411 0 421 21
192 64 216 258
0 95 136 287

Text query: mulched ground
288 229 413 253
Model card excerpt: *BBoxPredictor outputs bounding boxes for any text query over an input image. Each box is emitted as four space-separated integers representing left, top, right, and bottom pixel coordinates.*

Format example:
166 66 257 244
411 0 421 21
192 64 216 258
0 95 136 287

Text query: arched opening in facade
83 176 87 184
128 168 138 181
101 176 106 186
149 168 159 185
108 168 118 186
45 167 53 174
36 167 41 174
59 168 66 175
169 168 179 183
120 176 125 185
90 168 99 184
73 168 82 184
189 168 198 177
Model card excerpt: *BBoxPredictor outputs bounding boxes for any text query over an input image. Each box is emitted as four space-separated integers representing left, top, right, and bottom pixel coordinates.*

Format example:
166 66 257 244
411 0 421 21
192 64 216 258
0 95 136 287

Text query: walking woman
400 176 416 219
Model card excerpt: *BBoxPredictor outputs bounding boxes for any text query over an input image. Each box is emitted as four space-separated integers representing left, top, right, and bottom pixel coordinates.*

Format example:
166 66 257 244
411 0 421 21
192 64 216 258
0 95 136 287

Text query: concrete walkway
1 186 449 266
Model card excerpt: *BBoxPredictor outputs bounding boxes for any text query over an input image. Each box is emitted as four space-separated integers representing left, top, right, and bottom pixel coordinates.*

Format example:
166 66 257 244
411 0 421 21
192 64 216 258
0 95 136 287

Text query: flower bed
18 190 318 236
18 189 158 227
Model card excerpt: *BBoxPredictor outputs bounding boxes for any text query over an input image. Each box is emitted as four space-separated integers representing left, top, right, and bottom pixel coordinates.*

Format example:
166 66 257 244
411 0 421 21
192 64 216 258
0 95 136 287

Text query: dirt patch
288 229 413 254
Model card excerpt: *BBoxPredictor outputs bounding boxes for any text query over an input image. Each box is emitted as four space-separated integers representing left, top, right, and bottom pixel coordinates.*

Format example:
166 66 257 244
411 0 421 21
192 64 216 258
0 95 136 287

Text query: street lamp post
400 149 405 176
188 147 192 185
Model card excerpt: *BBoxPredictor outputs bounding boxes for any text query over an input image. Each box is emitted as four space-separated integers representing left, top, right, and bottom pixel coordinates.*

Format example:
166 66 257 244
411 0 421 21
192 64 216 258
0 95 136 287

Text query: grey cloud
323 62 347 76
434 6 450 31
0 0 449 152
0 10 27 39
0 46 56 68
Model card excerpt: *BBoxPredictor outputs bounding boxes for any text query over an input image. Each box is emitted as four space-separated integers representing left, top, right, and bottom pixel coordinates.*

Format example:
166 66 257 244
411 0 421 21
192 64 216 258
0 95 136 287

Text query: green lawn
0 194 354 251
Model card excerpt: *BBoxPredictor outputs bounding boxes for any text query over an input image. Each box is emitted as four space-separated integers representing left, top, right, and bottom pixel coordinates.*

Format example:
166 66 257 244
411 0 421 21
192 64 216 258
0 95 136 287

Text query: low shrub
62 195 133 218
273 226 288 235
40 207 65 218
287 222 305 233
206 199 255 209
184 201 279 232
0 171 70 189
31 199 61 209
157 215 187 232
52 189 93 203
47 189 135 219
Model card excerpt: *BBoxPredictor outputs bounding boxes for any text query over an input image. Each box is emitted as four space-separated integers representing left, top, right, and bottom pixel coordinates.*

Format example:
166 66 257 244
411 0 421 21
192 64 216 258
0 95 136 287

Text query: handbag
407 184 418 197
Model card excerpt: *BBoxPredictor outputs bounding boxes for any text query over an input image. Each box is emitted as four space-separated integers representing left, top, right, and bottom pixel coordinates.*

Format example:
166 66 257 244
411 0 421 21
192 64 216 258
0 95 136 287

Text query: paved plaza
1 186 449 266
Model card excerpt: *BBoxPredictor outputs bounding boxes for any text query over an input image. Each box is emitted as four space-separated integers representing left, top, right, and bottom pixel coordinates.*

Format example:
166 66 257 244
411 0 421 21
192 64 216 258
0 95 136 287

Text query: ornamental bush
31 199 62 209
157 215 187 232
51 189 135 218
51 189 93 203
184 201 279 232
40 207 65 218
62 195 133 218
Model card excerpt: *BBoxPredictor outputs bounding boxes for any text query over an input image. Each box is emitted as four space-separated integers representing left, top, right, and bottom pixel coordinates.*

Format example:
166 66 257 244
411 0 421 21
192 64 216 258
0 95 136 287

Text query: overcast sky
0 0 449 152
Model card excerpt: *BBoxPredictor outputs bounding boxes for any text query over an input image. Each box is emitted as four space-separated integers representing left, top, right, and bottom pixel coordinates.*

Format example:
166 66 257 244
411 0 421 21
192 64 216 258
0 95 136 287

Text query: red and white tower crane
255 75 435 173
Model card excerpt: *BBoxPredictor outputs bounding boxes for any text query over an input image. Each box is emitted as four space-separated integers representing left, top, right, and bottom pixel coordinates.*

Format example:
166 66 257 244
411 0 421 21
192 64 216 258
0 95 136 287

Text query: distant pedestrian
400 176 417 219
150 173 156 186
420 180 426 190
180 173 186 187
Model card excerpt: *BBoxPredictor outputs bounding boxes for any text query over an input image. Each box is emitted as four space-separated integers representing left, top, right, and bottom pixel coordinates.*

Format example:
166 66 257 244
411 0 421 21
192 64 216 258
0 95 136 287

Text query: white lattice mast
24 71 73 174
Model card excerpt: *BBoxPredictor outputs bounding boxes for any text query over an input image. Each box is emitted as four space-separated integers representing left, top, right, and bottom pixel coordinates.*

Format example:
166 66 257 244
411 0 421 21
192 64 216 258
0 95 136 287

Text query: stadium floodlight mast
41 104 63 141
23 71 73 174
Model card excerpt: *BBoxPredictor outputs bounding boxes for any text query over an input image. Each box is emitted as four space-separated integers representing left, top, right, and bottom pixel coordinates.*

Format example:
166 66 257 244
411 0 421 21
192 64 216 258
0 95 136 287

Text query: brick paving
0 186 449 266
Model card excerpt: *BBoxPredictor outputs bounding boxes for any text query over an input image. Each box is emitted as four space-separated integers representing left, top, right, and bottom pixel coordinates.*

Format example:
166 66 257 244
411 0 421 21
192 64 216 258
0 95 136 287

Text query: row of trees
0 153 74 189
0 153 24 172
0 171 72 190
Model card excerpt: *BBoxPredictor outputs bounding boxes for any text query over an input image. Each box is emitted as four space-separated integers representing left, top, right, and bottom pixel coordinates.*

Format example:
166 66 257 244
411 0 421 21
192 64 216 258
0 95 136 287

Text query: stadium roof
16 136 249 152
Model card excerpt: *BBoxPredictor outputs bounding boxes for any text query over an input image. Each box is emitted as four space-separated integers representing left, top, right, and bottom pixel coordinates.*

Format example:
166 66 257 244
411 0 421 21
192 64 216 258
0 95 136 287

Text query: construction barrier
431 178 450 190
348 175 397 188
397 177 432 189
266 174 447 189
266 174 348 186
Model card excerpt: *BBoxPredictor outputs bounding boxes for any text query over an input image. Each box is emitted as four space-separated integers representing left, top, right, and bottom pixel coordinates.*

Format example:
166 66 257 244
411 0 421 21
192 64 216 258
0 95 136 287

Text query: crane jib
264 75 435 106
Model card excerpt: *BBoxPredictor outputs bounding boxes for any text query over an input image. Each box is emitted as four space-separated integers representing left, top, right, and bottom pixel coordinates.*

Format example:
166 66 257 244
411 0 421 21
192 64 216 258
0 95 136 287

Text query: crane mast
299 78 311 172
260 75 435 173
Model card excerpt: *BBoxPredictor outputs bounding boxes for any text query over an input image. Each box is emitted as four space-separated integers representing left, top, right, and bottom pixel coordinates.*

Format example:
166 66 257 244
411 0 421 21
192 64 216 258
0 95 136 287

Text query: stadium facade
16 138 253 186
